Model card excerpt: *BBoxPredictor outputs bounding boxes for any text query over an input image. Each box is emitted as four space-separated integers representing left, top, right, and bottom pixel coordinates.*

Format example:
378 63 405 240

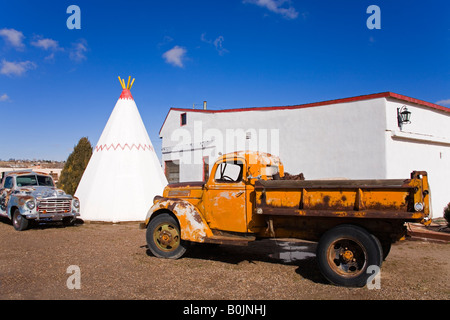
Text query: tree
444 202 450 228
58 137 92 195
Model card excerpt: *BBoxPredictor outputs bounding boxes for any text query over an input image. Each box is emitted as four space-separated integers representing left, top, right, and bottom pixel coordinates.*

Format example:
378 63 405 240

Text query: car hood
15 186 70 199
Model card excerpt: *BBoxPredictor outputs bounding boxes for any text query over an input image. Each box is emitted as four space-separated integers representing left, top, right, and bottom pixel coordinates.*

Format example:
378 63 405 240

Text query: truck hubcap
153 222 180 252
342 250 354 262
327 238 367 277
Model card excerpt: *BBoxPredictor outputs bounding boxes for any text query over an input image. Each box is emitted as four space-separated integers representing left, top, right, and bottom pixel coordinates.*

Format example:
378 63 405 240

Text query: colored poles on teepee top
118 76 135 90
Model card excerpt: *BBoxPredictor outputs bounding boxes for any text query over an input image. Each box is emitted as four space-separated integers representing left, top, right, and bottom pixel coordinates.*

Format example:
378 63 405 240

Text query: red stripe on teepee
95 143 154 152
119 89 134 100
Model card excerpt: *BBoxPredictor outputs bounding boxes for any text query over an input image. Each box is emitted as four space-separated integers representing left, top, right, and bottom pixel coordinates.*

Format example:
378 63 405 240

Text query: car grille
38 199 72 214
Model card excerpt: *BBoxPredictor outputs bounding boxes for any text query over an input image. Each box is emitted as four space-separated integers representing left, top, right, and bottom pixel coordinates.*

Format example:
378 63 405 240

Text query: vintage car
0 170 80 231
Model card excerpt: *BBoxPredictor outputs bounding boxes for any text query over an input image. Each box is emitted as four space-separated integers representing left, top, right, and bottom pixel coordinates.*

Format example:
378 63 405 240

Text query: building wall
161 98 388 180
160 97 450 217
275 98 387 180
384 99 450 218
160 110 215 182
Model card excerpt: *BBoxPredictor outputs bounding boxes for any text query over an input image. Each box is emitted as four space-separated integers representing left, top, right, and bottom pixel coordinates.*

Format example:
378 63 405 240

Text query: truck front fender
6 194 34 219
145 198 213 243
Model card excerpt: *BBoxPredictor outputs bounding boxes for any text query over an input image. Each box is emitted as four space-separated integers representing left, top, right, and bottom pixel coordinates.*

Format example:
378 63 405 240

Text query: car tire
12 208 29 231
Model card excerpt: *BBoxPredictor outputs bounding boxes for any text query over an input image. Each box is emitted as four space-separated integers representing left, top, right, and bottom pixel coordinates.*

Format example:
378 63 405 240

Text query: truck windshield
16 175 54 187
215 161 243 182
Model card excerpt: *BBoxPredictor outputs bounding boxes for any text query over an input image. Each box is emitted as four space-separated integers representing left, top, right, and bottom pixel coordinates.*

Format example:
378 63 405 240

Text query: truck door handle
236 191 244 197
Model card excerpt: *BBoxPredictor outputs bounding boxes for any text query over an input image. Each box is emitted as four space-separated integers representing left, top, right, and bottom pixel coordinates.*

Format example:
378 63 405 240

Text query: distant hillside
0 160 65 169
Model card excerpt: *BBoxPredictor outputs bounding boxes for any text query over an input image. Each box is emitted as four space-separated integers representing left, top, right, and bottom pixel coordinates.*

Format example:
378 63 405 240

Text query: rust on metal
145 198 213 242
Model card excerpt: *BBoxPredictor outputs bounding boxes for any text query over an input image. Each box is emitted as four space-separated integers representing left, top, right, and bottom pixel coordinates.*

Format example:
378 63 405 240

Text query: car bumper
25 212 80 221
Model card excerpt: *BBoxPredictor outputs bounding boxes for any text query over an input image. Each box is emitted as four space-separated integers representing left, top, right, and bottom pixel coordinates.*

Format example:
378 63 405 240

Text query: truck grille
38 199 72 214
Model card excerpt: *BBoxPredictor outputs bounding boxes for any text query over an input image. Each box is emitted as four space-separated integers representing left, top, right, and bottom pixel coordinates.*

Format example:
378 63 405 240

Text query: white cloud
436 99 450 106
45 53 55 61
162 45 187 68
213 36 229 55
200 33 210 44
31 38 62 51
201 33 229 55
0 60 36 76
69 39 88 62
157 35 174 48
0 28 25 49
0 93 10 102
33 37 87 63
244 0 299 19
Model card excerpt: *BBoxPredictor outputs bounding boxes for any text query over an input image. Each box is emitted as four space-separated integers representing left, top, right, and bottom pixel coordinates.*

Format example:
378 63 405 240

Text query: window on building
165 161 180 184
180 113 187 126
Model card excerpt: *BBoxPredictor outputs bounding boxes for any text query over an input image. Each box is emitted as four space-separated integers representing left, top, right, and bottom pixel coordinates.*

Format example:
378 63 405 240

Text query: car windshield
16 174 54 187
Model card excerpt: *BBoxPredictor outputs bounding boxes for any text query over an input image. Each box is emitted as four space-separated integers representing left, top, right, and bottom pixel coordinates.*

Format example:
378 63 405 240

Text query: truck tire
12 208 29 231
146 213 188 259
371 234 384 264
381 241 391 261
316 224 382 287
63 217 76 226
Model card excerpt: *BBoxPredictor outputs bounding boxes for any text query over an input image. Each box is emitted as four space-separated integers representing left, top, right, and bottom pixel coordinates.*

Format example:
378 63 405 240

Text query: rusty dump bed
254 172 430 222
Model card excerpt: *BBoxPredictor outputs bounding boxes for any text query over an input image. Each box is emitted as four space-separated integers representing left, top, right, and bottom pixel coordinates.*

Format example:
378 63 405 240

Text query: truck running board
203 235 256 246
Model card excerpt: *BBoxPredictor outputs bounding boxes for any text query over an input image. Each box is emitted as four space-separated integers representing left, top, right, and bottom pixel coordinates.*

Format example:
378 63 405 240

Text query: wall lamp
397 105 411 129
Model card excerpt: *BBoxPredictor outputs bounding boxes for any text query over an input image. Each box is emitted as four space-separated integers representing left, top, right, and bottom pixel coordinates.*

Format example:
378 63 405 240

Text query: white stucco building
159 92 450 218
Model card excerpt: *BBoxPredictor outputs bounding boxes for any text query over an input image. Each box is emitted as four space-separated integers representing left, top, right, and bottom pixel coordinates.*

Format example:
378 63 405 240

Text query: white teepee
75 77 167 222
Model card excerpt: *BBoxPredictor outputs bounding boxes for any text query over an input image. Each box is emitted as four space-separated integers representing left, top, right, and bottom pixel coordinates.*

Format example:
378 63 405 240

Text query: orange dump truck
144 151 431 287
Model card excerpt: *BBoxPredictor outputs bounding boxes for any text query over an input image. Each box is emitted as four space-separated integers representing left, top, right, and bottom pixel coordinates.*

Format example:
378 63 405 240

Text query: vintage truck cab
144 151 431 287
0 170 80 231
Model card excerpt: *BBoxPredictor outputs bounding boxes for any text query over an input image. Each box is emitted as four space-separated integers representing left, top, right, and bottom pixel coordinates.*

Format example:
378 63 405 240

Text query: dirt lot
0 217 449 300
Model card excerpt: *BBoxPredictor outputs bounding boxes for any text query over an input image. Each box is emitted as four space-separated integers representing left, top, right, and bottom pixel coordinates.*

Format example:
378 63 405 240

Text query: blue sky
0 0 449 161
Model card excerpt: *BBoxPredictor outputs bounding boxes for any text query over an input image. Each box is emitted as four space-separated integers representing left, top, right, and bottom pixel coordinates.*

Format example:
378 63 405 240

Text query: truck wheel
380 240 392 261
146 213 188 259
12 208 29 231
317 224 382 287
371 234 384 265
63 217 76 227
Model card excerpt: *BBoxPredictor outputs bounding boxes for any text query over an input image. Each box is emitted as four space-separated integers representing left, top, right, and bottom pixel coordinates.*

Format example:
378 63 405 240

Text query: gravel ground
0 217 449 300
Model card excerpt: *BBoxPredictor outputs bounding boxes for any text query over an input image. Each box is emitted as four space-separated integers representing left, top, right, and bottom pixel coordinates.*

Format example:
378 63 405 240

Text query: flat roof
160 92 449 134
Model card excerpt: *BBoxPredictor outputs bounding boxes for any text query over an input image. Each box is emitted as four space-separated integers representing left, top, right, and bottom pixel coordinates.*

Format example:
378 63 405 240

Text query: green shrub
444 202 450 227
58 137 92 195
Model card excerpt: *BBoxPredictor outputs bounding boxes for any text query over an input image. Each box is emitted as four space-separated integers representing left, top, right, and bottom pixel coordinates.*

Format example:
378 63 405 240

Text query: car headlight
26 200 35 210
72 198 80 209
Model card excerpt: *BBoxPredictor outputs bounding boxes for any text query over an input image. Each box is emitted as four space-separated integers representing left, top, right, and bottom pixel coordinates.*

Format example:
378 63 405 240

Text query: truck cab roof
216 151 285 180
1 170 51 184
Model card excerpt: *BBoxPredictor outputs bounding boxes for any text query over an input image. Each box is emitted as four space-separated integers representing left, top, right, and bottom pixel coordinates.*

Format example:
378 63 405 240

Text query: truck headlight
414 202 424 212
153 195 162 204
26 200 35 210
72 198 80 209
